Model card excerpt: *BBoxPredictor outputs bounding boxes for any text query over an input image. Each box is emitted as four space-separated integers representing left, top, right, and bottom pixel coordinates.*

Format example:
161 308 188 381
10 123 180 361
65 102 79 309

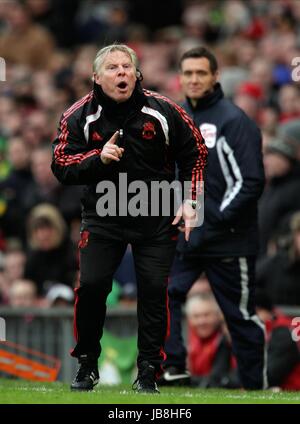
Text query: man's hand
172 202 198 241
100 131 124 165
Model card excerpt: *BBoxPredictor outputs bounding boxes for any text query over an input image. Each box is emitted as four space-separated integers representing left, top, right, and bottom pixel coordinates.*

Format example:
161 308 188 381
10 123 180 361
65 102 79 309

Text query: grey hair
93 44 139 76
185 293 221 317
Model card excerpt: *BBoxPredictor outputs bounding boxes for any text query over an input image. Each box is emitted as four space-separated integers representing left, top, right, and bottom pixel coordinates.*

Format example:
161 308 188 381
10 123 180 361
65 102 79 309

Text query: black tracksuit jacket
177 83 265 257
51 82 207 226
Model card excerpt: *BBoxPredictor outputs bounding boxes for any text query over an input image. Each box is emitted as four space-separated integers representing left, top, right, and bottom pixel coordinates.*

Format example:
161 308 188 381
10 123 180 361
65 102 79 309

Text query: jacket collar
185 82 224 111
93 80 146 117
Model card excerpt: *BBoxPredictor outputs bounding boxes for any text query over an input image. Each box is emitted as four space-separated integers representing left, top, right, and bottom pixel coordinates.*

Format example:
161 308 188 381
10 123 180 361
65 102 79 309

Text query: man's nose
117 66 126 75
191 73 198 83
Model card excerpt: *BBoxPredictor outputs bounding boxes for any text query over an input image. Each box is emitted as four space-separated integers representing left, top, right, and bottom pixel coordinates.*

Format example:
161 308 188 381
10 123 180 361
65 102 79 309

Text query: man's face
31 150 56 186
94 51 137 103
263 152 291 179
180 57 218 100
33 226 57 251
188 300 222 339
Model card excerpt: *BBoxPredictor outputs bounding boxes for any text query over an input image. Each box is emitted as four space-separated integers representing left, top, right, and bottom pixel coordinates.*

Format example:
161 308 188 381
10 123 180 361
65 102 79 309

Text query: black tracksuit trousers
164 253 267 389
71 216 177 373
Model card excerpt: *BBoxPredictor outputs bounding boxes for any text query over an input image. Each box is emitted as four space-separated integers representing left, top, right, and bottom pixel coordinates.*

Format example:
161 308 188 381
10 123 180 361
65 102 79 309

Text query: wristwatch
185 199 197 209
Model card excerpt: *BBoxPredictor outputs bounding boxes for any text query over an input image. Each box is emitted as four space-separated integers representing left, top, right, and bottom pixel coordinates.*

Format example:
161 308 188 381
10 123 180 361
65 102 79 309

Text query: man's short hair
93 44 139 76
185 292 220 316
179 46 218 74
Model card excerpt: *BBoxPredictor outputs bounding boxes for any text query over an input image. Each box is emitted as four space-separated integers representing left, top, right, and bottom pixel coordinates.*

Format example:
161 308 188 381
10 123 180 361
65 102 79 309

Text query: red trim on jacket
54 92 103 167
157 277 171 377
144 89 207 199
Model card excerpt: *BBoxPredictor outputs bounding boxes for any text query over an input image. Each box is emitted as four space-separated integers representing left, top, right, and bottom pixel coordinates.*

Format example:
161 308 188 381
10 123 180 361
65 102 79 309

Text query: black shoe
71 355 99 391
158 366 191 386
133 361 160 394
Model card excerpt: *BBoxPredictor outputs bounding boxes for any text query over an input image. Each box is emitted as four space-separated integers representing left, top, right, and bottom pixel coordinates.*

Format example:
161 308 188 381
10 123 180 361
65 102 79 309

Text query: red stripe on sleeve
144 90 207 198
54 92 102 167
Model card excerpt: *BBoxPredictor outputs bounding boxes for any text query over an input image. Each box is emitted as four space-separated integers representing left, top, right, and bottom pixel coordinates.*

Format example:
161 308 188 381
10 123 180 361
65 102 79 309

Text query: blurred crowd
0 0 300 320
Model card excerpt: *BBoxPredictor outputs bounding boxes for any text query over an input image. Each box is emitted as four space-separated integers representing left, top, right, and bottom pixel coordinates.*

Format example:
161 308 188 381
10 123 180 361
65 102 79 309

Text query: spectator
278 84 300 123
0 137 33 241
24 203 77 295
21 146 82 225
46 283 74 307
259 138 300 256
233 81 263 122
0 0 55 70
20 110 52 148
22 146 61 213
259 107 280 139
8 278 37 307
185 293 238 389
218 45 249 99
0 249 26 304
256 289 300 390
257 211 300 305
0 96 22 139
25 0 80 48
277 119 300 161
249 58 274 102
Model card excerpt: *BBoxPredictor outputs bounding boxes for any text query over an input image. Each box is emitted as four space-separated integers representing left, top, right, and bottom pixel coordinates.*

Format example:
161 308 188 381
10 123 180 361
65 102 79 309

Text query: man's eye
123 64 132 69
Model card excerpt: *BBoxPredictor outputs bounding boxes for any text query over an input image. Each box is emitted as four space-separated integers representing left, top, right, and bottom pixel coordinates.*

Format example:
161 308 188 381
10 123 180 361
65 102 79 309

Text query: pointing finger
109 131 119 145
185 225 191 241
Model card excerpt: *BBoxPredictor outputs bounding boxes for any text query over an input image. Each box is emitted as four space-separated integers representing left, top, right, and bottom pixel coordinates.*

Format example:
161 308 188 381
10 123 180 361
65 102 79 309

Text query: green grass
0 379 300 404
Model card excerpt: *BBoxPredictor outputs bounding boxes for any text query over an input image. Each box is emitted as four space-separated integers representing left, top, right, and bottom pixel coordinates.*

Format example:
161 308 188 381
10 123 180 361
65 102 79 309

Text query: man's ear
214 70 220 83
93 72 101 84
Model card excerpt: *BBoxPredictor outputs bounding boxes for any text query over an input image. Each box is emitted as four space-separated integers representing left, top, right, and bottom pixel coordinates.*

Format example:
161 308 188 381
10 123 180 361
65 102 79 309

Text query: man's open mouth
117 82 128 90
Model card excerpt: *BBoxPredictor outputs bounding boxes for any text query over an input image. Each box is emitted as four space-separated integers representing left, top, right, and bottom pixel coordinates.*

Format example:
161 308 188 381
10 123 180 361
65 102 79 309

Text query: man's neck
187 84 223 110
190 88 215 107
190 98 198 108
